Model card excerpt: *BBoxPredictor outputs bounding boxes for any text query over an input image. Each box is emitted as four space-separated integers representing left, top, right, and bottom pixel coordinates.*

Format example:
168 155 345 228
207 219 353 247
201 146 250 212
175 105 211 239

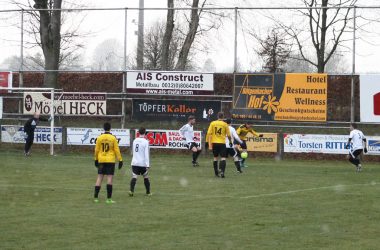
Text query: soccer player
93 122 123 204
236 121 263 167
129 127 151 196
179 115 202 167
23 112 50 156
345 123 368 172
206 112 233 178
225 119 244 173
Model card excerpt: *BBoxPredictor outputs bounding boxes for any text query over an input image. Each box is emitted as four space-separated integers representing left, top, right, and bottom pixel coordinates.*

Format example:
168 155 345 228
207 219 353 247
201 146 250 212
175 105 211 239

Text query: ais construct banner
132 99 221 121
233 73 327 121
246 133 278 152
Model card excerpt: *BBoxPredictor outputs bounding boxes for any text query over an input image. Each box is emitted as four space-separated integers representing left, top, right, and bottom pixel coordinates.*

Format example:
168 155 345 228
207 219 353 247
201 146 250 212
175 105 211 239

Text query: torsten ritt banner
232 73 327 122
132 99 221 121
127 71 214 95
23 92 107 115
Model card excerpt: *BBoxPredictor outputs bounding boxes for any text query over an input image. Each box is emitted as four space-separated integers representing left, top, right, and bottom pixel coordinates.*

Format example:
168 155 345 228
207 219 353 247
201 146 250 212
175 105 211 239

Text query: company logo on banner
132 99 221 121
0 71 12 93
360 75 380 122
232 73 327 121
23 92 106 115
66 128 130 146
135 129 202 149
1 125 62 144
367 137 380 155
127 71 214 95
246 133 278 152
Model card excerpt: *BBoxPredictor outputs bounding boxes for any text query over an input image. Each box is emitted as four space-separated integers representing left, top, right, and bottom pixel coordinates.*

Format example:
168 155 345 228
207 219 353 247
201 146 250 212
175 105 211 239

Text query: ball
241 152 248 159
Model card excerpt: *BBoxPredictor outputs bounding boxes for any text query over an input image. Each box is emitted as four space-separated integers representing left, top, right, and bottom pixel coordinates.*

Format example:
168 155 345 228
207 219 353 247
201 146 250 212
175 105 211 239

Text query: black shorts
349 149 363 159
98 163 115 175
212 143 227 158
132 165 149 176
185 142 200 150
226 147 238 158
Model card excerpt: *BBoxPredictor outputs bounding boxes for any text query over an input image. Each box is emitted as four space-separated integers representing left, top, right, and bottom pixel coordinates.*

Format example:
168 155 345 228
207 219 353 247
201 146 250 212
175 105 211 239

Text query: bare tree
160 0 175 70
279 0 356 73
256 28 292 73
91 39 123 71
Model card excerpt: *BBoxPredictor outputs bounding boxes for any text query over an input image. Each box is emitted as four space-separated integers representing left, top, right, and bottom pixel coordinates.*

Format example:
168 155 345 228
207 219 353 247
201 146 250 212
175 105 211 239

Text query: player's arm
362 133 368 153
249 128 262 137
114 137 123 169
225 123 233 145
24 119 31 133
206 123 213 149
145 141 150 167
179 125 186 139
94 137 100 167
345 131 353 149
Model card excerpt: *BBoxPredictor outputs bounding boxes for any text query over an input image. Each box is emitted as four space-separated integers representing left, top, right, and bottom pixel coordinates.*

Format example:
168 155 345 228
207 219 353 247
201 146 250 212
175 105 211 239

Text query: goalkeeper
236 121 263 167
23 112 50 156
93 122 123 204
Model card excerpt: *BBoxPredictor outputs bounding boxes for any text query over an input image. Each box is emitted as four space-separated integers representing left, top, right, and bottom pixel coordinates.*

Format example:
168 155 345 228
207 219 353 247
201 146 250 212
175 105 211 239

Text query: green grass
1 151 380 250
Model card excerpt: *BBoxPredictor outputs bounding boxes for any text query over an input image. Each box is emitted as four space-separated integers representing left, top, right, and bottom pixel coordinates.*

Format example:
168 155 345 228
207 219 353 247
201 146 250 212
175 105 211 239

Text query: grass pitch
1 150 380 250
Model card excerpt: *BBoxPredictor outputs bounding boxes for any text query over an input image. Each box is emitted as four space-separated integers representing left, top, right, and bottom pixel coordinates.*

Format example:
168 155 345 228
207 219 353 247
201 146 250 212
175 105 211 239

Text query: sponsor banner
135 129 202 149
360 75 380 122
367 136 380 155
232 73 327 121
132 99 221 121
284 134 349 154
0 97 3 119
1 125 62 144
23 92 107 115
67 128 130 147
246 133 278 152
127 71 214 96
0 71 12 93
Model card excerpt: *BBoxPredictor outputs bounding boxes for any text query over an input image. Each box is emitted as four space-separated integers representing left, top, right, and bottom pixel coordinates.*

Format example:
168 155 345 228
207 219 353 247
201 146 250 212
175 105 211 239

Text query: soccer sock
130 178 137 192
106 184 112 199
94 186 101 198
220 160 226 174
195 150 201 161
192 152 197 162
213 160 219 175
234 161 241 172
144 178 151 194
241 158 246 164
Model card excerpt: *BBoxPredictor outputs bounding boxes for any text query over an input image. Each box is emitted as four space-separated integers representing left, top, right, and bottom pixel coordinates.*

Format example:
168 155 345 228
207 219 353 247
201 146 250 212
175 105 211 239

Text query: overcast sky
1 0 380 73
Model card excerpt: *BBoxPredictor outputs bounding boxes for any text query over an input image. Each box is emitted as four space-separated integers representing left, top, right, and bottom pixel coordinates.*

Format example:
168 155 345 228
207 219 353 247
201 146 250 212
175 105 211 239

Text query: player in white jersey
345 123 367 172
129 127 151 196
179 115 202 167
225 119 244 173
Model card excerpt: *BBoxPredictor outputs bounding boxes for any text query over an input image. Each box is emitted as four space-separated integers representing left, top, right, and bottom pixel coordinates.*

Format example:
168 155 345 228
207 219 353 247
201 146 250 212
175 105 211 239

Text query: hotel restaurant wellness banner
132 99 221 121
127 71 214 96
232 73 327 121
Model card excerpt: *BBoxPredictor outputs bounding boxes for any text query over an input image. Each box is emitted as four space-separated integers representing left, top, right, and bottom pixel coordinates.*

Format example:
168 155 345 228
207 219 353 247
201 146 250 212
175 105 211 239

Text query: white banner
360 75 380 122
0 97 3 119
284 133 380 155
1 125 62 144
135 129 202 149
67 128 130 147
127 71 214 95
23 92 107 115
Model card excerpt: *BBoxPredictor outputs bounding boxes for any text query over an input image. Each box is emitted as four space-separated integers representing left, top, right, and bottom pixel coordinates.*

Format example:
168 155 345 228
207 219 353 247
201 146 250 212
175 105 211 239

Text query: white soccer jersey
349 129 365 151
179 123 194 143
131 137 150 167
226 126 242 148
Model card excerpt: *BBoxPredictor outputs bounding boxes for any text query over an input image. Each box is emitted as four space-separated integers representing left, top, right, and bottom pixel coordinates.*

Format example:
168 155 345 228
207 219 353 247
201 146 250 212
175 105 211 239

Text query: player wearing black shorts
236 121 263 167
179 115 202 167
225 119 244 173
206 112 233 178
93 122 123 204
129 127 152 196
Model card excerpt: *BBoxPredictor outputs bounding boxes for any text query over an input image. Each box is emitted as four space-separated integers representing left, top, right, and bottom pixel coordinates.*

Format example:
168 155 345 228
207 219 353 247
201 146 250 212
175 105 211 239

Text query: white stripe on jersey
179 123 194 143
131 137 150 167
349 129 365 151
226 126 242 148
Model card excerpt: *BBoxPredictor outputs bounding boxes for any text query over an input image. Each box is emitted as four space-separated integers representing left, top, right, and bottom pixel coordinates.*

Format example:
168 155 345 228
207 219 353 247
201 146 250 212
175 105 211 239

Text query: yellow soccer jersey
94 132 122 163
207 120 231 144
236 125 259 140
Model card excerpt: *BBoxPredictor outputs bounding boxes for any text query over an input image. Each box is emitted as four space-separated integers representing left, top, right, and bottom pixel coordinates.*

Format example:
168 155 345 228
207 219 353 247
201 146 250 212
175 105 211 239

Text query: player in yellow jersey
206 112 233 178
93 122 123 204
236 121 263 167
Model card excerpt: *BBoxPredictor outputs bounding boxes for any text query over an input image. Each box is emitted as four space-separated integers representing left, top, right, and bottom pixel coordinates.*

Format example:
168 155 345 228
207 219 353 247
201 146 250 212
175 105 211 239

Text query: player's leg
129 166 138 196
219 144 227 178
24 133 33 155
194 144 202 165
143 168 151 196
353 150 363 172
232 147 242 173
240 141 248 167
191 145 198 166
94 173 104 202
212 144 220 177
105 164 116 203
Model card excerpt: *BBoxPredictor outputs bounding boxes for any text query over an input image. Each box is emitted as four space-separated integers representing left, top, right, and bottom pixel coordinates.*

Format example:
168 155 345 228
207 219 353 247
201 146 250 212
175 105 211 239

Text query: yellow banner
246 133 278 152
274 73 327 121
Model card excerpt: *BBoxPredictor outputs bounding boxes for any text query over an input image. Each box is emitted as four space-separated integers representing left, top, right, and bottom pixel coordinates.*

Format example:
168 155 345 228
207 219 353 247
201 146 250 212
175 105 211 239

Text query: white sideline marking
0 182 378 199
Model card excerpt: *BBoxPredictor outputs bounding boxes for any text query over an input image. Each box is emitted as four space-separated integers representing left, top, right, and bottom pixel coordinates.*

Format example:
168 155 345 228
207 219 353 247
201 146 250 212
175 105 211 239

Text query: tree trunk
161 0 175 70
175 0 200 70
317 0 328 73
34 0 62 88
